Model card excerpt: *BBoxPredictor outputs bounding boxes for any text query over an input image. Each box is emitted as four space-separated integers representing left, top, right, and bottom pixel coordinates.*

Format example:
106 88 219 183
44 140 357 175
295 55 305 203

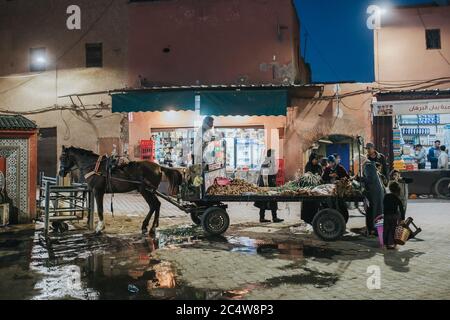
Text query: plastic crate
140 140 155 161
276 159 285 186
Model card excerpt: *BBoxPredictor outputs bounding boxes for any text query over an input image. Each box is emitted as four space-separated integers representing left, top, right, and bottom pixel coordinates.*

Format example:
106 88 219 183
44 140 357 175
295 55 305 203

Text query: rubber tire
434 177 450 199
201 207 230 236
190 212 201 225
312 208 346 241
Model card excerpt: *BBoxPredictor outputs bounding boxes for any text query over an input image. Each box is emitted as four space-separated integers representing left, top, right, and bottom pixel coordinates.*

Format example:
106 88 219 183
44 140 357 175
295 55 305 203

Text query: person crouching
383 181 406 250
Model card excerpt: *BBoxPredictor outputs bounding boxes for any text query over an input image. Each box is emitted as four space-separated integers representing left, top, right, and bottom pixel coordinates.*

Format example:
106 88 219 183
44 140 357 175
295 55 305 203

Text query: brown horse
58 146 182 234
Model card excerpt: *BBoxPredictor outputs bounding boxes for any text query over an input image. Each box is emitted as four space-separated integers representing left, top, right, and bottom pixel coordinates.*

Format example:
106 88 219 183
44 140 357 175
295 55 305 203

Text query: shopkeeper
413 144 427 170
428 140 441 169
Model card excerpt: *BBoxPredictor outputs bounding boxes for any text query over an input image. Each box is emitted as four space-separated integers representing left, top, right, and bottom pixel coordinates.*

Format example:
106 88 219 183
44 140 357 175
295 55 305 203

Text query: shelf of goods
393 128 405 171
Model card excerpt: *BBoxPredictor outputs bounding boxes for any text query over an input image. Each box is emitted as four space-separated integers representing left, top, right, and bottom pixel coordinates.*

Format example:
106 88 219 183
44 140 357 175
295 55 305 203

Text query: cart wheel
201 207 230 236
434 177 450 199
190 212 201 225
312 208 346 241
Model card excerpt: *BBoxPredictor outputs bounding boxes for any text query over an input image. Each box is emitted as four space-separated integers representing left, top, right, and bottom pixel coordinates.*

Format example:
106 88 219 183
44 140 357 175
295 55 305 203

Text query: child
383 182 405 250
438 145 449 169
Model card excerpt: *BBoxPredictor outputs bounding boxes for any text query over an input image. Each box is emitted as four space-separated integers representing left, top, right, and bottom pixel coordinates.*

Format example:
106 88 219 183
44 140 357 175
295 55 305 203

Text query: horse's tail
160 166 183 196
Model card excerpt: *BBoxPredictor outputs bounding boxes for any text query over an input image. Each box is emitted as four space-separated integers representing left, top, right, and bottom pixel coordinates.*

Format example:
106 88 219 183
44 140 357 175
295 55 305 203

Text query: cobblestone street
101 194 450 300
1 193 449 300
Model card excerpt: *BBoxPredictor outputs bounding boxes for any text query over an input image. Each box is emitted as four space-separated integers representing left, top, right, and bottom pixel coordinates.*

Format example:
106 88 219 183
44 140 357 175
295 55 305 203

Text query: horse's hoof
95 221 105 233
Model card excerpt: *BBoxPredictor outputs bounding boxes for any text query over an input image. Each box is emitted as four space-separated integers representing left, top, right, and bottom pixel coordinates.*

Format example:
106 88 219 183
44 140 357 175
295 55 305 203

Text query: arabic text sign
373 99 450 116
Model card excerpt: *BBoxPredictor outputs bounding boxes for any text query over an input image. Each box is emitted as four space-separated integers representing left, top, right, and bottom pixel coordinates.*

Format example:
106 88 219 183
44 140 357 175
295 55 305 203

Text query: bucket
374 215 384 248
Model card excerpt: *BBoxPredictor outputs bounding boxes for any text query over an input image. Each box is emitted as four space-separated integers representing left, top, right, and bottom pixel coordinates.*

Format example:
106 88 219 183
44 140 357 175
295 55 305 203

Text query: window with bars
426 29 441 50
86 43 103 68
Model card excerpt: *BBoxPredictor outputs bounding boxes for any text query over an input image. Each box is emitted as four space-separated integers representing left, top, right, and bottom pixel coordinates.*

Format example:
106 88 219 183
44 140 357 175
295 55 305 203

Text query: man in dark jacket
365 142 388 179
322 155 349 183
427 140 441 169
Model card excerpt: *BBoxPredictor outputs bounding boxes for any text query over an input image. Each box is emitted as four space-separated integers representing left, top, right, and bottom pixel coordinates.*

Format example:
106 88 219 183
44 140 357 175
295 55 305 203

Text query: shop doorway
326 143 350 172
373 116 393 169
310 134 360 175
37 127 57 179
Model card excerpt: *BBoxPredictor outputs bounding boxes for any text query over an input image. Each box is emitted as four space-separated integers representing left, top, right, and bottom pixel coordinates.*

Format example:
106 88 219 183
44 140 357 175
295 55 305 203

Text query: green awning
199 89 288 116
111 91 196 113
111 89 289 116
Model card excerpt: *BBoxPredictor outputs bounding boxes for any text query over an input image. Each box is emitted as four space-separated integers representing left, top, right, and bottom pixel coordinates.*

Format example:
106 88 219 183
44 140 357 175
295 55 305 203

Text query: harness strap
84 155 103 180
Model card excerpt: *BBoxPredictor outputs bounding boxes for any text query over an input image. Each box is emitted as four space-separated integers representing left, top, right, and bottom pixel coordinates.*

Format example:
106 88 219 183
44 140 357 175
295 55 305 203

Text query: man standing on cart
194 116 217 166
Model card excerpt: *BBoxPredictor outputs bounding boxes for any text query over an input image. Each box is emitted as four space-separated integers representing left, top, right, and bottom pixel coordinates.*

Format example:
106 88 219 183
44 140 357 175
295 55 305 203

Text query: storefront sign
373 99 450 116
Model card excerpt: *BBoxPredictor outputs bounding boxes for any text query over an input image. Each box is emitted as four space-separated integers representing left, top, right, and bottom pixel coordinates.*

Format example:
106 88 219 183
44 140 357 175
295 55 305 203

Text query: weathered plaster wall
128 0 309 86
284 83 373 179
375 5 450 83
0 0 128 158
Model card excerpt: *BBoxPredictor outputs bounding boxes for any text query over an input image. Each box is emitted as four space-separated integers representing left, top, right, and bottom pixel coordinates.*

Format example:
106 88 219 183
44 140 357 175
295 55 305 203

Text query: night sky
294 0 444 83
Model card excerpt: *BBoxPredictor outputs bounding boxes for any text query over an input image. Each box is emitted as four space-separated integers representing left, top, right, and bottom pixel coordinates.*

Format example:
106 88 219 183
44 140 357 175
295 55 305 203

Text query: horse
58 146 183 234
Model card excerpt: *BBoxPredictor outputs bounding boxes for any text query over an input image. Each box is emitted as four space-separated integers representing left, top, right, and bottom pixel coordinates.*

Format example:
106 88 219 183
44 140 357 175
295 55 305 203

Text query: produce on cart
207 179 267 196
206 172 361 198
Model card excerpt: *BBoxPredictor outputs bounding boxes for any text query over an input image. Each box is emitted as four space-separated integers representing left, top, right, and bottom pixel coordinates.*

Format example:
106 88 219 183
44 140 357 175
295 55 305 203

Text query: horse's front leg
94 189 106 233
150 196 161 234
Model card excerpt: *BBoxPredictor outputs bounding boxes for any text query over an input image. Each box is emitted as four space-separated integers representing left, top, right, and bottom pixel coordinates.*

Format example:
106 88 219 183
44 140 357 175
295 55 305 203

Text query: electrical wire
0 104 109 115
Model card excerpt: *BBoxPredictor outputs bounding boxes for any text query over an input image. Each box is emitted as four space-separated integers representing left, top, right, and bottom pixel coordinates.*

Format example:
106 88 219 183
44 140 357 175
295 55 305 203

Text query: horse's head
58 146 76 177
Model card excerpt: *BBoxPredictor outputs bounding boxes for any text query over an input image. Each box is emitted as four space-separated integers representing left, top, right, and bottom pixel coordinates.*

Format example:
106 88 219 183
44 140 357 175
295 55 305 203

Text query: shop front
373 90 450 197
113 86 289 184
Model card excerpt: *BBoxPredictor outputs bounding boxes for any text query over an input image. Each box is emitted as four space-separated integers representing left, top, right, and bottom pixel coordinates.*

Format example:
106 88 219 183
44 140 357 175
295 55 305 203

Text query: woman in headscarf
305 153 323 175
361 156 386 236
301 154 324 224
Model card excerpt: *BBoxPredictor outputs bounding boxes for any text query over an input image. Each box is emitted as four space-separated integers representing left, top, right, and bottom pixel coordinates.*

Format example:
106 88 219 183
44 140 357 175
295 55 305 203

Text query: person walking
413 144 427 169
438 145 449 169
362 156 386 236
427 140 441 169
254 149 284 223
383 181 405 250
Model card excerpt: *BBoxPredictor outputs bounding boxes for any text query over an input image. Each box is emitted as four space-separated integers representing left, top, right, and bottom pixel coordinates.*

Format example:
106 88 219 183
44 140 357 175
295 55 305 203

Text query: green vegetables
298 172 323 189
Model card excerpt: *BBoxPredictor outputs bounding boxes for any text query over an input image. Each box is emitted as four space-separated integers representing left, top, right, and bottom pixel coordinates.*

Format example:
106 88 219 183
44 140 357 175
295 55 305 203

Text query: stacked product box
402 145 418 171
393 128 406 171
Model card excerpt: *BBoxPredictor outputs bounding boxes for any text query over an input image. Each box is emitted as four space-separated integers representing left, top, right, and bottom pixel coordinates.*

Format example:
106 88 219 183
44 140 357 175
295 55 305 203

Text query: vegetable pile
334 178 361 197
297 172 323 189
207 179 265 196
206 173 360 198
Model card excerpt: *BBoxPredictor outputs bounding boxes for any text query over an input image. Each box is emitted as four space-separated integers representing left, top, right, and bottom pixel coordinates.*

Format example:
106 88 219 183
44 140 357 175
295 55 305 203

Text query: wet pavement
1 199 450 300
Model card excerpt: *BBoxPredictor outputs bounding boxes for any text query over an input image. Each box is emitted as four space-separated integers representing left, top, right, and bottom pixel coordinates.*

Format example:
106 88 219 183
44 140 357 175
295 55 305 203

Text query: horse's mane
66 146 99 157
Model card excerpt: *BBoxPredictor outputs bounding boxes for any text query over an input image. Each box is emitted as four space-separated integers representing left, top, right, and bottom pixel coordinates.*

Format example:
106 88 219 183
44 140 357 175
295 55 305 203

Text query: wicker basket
394 225 411 245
